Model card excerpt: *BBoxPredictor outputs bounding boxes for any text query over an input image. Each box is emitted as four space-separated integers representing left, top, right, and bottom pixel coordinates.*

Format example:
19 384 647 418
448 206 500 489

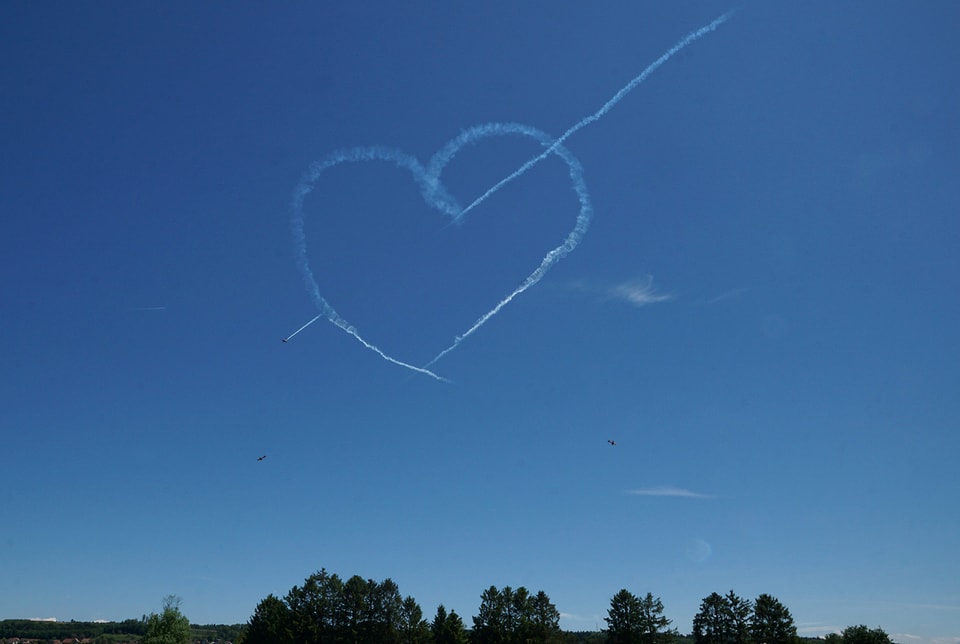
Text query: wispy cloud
701 287 748 305
606 275 673 307
563 275 673 308
626 486 715 499
132 305 167 311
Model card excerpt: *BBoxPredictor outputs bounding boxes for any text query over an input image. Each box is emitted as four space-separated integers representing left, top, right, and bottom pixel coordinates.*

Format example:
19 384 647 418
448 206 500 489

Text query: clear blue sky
2 1 958 641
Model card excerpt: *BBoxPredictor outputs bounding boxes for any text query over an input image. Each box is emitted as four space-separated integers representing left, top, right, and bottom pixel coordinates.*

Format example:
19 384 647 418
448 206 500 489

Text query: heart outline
287 10 733 380
291 122 592 381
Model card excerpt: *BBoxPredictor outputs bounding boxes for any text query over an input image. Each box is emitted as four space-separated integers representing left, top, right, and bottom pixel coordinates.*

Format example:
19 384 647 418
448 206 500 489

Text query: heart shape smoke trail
288 11 733 381
291 125 587 382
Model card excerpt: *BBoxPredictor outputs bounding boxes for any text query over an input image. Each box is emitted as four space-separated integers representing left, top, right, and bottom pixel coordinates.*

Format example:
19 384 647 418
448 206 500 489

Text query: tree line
239 568 898 644
0 571 897 644
0 611 241 644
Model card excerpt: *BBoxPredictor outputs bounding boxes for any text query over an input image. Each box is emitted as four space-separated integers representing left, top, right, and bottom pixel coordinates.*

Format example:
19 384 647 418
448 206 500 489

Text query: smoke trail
290 147 453 382
423 124 591 369
283 313 323 343
289 11 732 379
290 125 582 382
454 10 734 223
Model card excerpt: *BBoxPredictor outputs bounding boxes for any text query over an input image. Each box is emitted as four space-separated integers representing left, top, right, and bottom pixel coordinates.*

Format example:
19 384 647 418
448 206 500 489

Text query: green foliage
606 588 643 643
432 604 469 644
240 567 430 643
0 581 899 644
693 592 803 644
472 585 563 643
398 595 431 643
838 625 895 644
530 589 563 643
750 594 798 644
822 626 895 644
0 619 94 640
693 592 736 644
142 595 191 644
0 617 239 642
243 593 293 644
190 622 244 641
605 589 675 644
726 592 752 644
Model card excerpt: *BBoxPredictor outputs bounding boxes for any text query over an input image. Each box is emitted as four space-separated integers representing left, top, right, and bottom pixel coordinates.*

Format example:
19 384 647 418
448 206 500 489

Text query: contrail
453 10 734 223
423 123 590 369
283 313 323 343
290 147 452 382
288 11 733 380
289 125 582 382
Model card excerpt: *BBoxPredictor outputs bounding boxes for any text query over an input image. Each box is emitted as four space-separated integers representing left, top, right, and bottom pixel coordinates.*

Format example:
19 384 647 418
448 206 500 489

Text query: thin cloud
607 275 673 307
701 287 748 305
626 486 715 499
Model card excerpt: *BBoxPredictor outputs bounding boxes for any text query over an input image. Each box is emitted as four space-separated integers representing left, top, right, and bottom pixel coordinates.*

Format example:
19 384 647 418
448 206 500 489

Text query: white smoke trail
289 125 582 382
454 10 734 223
423 123 591 369
290 147 453 382
283 313 323 343
289 11 732 380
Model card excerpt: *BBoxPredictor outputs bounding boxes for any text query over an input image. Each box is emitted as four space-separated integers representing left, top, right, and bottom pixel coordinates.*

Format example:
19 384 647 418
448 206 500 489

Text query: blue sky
2 1 958 642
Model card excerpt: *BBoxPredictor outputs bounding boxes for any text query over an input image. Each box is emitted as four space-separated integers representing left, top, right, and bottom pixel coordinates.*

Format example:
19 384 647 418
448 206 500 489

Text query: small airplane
607 439 617 446
281 338 289 343
257 455 267 461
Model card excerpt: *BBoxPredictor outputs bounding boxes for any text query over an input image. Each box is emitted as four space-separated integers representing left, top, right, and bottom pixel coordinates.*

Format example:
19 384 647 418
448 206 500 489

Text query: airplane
257 455 267 461
607 439 616 446
281 338 289 343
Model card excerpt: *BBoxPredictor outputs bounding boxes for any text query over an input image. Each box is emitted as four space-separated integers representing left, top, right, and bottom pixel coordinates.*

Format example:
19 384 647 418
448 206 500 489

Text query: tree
605 589 643 644
693 592 734 644
839 625 894 644
142 595 191 644
255 568 431 643
529 590 562 643
637 592 675 644
432 604 468 644
370 577 405 642
397 595 431 644
473 585 560 644
284 568 344 641
750 594 797 644
606 590 674 644
726 592 752 644
243 594 293 644
341 574 373 640
474 585 508 643
506 586 530 638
